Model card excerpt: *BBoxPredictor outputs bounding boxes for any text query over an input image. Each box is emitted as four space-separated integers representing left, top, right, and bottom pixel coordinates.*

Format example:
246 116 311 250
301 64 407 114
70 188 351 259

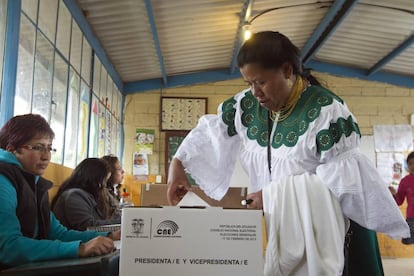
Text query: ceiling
65 0 414 94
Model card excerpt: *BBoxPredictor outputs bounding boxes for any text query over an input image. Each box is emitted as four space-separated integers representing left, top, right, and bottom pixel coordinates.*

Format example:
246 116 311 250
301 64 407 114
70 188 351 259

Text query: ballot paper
114 240 121 249
177 191 210 207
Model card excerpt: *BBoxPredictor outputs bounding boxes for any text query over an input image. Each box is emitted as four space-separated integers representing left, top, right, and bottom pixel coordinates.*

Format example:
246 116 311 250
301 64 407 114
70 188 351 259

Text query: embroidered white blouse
174 85 409 275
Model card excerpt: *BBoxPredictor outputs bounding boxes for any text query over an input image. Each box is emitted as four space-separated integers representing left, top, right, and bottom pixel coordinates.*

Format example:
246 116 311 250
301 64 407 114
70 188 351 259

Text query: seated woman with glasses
0 114 120 269
51 158 121 231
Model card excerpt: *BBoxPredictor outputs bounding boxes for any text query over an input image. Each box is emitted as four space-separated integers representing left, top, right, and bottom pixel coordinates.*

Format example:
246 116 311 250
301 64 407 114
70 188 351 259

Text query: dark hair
407 152 414 164
51 158 112 216
0 114 55 150
237 31 320 85
101 155 120 188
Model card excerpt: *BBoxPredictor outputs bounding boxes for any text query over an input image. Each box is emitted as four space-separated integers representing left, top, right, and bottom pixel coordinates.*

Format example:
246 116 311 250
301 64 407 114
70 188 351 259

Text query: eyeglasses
21 144 57 154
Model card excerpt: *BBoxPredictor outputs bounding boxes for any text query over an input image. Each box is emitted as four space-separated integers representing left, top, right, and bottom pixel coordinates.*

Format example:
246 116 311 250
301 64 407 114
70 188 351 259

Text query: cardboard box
119 206 263 276
140 184 248 209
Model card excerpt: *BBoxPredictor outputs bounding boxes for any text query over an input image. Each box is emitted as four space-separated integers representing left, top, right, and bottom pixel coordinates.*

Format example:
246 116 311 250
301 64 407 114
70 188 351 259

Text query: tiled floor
382 258 414 276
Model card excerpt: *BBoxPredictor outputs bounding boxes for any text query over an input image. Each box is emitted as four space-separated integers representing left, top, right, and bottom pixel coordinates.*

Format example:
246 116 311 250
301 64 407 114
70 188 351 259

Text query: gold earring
287 78 292 89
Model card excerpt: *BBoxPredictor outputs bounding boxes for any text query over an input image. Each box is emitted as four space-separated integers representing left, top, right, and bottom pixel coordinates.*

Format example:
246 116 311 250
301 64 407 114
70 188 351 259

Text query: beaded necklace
270 75 309 122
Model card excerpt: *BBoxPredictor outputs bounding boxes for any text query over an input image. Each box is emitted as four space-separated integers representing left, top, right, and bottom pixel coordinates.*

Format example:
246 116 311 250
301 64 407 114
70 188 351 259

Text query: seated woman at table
0 114 120 269
52 158 122 231
102 154 125 219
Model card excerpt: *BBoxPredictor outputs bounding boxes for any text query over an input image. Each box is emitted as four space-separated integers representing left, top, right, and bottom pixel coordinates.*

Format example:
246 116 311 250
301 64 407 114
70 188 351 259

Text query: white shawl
263 173 347 276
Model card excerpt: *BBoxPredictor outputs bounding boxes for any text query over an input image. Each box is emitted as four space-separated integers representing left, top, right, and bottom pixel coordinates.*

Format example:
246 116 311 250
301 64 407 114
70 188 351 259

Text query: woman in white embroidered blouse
167 31 409 276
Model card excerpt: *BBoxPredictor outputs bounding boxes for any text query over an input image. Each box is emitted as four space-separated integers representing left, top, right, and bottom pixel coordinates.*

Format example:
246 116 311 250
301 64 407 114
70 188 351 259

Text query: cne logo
155 220 179 237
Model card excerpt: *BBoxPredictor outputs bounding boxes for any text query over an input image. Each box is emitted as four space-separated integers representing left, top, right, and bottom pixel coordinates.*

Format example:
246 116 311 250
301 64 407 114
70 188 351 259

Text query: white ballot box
119 206 263 276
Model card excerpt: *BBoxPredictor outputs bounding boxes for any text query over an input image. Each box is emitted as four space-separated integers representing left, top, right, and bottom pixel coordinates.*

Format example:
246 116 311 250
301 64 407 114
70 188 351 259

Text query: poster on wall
161 97 207 131
135 128 155 154
133 152 149 178
376 152 406 186
373 125 413 152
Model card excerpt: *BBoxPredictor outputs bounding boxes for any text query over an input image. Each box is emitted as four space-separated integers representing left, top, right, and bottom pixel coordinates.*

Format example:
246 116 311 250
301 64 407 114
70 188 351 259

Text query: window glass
77 80 90 163
104 109 112 154
117 89 123 120
100 67 107 103
13 2 122 166
106 78 113 110
0 0 7 99
50 52 68 164
81 37 91 84
15 14 35 115
38 0 57 43
99 101 106 157
112 82 117 113
111 116 117 156
89 94 100 157
93 54 101 97
70 22 82 74
32 31 53 120
56 0 71 59
21 0 38 24
63 70 80 168
110 90 116 122
114 86 121 120
116 120 122 157
111 83 118 119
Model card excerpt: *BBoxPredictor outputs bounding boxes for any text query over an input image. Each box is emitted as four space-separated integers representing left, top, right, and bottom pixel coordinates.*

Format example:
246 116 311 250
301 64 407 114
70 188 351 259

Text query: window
77 80 90 162
50 52 68 164
32 31 53 120
0 0 7 99
14 0 123 167
64 70 80 168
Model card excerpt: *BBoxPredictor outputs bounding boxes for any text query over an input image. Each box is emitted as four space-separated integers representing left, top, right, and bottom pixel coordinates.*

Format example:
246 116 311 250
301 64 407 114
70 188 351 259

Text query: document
177 191 210 207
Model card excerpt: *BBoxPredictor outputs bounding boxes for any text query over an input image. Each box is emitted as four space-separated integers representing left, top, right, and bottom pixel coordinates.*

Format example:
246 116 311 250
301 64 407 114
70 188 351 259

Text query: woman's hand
108 230 121 240
78 236 115 257
167 158 192 205
246 190 263 210
388 186 397 196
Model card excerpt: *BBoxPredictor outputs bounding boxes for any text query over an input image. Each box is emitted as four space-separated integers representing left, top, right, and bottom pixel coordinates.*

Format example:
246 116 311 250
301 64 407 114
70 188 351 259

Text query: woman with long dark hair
52 158 121 231
102 154 125 218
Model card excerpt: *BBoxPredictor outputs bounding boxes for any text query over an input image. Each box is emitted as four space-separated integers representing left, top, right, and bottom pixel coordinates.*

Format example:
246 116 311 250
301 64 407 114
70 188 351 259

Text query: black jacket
0 162 52 239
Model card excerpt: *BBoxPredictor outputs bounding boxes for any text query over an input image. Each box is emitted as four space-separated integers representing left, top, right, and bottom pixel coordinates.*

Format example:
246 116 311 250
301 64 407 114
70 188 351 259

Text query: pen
241 198 253 206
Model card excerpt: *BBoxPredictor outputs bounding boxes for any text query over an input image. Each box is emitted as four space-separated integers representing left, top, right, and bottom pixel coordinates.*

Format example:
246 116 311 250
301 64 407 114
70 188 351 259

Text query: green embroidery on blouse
221 91 270 146
316 115 361 153
220 86 359 151
271 86 347 149
221 96 237 136
240 92 270 147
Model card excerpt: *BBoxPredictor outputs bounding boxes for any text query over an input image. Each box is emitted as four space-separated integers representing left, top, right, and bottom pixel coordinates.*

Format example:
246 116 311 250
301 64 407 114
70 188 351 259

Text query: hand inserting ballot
241 191 263 209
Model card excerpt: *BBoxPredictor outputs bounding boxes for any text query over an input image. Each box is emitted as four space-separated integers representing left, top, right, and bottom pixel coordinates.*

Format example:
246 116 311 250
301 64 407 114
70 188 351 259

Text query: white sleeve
314 103 409 239
317 148 409 239
175 108 241 201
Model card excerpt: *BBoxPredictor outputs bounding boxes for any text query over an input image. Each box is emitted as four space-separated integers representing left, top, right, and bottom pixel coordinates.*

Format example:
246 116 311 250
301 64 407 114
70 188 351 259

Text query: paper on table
114 240 121 249
177 191 210 207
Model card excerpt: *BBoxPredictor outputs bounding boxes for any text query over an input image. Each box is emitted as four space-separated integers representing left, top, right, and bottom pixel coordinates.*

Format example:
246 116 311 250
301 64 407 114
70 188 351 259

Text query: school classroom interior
1 0 414 275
